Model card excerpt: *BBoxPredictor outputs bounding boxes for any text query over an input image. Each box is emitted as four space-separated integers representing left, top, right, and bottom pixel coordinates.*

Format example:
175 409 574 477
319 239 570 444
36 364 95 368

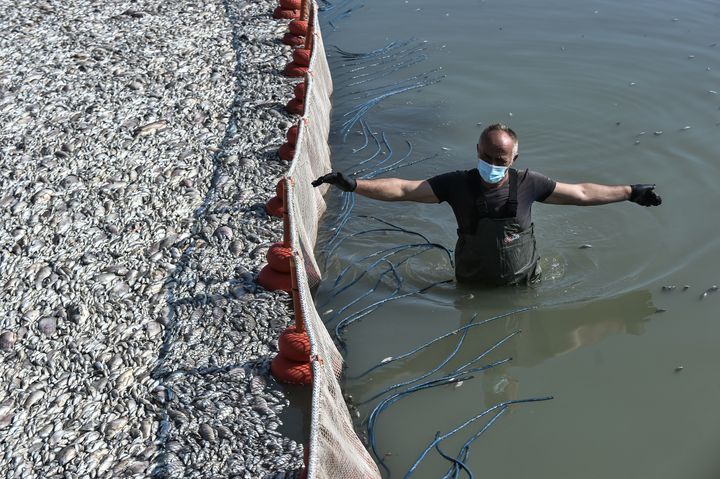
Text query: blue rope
436 434 474 479
404 397 554 478
335 279 453 347
366 359 511 472
357 314 479 405
349 307 532 379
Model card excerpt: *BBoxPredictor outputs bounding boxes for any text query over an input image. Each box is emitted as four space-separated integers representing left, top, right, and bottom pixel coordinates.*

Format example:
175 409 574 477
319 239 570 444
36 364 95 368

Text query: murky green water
316 0 720 477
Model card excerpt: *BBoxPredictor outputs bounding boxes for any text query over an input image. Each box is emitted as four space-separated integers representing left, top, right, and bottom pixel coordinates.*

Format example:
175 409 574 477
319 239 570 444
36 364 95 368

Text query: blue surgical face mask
477 159 508 184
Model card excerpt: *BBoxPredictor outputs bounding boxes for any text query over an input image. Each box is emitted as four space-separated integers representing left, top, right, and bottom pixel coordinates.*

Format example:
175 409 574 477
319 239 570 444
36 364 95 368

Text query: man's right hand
311 172 357 192
630 184 662 206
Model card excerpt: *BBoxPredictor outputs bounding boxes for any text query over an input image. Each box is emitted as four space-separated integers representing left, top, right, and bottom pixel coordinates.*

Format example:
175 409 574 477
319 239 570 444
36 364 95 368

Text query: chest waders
454 169 540 286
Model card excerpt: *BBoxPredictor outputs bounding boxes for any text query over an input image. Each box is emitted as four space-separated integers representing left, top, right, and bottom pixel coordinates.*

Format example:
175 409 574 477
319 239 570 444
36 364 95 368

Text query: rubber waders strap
506 168 519 217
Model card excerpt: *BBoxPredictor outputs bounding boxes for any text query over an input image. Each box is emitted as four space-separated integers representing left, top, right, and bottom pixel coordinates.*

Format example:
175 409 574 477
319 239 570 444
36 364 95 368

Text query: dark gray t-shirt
427 168 556 233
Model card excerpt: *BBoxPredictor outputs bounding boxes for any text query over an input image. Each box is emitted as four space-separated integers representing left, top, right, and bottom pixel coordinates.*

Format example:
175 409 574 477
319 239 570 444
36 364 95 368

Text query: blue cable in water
435 433 474 479
403 397 553 478
364 153 439 179
356 314 478 405
357 329 519 407
366 359 511 472
328 242 448 301
322 261 402 326
332 242 453 289
349 307 532 379
332 43 428 74
335 278 453 347
324 226 429 262
444 410 506 479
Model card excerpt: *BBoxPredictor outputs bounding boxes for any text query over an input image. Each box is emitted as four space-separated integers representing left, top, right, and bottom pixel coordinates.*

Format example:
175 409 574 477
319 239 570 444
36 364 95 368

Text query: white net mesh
285 4 381 478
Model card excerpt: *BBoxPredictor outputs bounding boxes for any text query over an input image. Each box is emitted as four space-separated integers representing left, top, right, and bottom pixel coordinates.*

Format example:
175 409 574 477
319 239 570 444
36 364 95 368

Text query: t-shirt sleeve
526 170 556 202
427 170 465 204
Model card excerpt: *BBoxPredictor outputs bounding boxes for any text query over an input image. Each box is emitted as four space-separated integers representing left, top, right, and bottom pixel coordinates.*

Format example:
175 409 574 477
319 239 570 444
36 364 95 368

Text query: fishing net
284 4 381 477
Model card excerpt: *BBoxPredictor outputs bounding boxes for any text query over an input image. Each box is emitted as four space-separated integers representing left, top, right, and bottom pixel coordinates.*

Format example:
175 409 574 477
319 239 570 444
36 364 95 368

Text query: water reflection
453 290 658 407
349 289 657 408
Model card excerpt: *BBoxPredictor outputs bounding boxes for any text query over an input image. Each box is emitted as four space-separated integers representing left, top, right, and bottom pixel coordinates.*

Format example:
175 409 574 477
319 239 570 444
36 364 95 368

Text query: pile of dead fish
0 0 306 477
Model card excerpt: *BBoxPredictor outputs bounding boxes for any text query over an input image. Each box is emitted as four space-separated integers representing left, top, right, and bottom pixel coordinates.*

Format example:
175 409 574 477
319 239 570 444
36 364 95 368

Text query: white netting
285 4 381 478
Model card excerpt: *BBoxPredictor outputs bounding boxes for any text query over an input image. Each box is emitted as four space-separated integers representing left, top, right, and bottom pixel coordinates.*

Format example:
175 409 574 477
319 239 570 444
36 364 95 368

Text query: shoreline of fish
1 0 305 477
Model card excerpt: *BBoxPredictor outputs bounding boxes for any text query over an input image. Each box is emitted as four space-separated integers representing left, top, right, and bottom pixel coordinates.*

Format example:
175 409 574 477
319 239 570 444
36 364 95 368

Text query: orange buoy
283 63 309 78
293 82 306 100
278 326 311 362
265 195 284 218
258 264 291 292
280 0 301 9
286 125 299 145
285 98 304 115
289 20 308 36
267 242 292 273
282 33 305 47
275 178 285 198
271 354 312 385
273 7 300 19
292 49 311 67
278 143 295 161
285 98 305 115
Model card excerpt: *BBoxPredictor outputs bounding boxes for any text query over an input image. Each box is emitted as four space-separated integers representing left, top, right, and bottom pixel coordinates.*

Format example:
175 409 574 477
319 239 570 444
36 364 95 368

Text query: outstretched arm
355 178 438 203
544 182 661 206
312 172 439 203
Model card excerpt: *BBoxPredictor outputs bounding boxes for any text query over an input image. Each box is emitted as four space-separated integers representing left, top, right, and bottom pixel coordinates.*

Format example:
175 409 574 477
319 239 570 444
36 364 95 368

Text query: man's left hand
630 184 662 206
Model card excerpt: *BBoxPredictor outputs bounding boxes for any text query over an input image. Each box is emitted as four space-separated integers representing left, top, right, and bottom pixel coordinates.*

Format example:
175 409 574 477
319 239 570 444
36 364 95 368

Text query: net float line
284 7 314 77
286 75 309 116
259 178 292 292
274 0 301 21
271 252 312 385
265 178 285 218
282 0 310 46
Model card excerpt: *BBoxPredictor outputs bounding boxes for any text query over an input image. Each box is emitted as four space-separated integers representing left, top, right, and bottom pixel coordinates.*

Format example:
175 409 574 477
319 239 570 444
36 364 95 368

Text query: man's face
476 131 518 167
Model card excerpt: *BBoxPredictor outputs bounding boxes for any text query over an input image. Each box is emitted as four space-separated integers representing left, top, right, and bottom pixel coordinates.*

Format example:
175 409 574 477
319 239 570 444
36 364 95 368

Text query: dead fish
134 120 167 137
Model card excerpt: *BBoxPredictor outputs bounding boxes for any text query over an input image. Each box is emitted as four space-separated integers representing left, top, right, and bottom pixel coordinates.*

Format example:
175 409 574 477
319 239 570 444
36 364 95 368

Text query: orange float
282 32 305 47
273 7 300 19
258 264 291 292
271 354 312 385
265 195 284 218
267 242 292 273
289 20 308 36
285 98 304 115
283 63 309 78
286 125 299 145
293 82 306 100
292 49 311 67
278 325 311 362
275 178 285 198
278 143 295 161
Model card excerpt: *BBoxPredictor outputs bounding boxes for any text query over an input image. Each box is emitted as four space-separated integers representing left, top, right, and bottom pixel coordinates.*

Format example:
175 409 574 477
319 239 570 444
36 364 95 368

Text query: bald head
477 123 519 166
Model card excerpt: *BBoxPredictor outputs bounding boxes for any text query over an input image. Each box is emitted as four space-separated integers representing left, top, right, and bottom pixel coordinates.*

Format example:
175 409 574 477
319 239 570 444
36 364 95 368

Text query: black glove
311 172 357 192
630 184 662 206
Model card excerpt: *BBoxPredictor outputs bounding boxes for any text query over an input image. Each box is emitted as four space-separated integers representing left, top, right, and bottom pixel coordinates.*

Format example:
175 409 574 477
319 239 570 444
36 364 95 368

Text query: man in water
312 123 662 286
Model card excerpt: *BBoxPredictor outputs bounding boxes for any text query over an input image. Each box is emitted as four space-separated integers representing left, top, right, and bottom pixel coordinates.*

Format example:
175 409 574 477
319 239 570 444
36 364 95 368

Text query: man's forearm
576 183 631 205
354 178 407 201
